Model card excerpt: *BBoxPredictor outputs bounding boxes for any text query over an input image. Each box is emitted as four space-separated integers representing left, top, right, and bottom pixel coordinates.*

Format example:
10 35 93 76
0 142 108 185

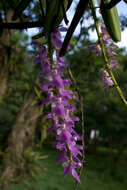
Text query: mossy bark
0 93 41 189
0 67 8 105
0 10 15 104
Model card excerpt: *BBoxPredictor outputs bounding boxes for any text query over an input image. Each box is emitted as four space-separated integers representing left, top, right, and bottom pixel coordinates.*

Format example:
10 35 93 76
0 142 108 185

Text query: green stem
91 0 127 107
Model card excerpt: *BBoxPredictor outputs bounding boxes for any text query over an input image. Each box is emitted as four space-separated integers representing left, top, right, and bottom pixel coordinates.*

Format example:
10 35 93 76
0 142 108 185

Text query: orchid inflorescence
92 23 121 89
33 27 83 182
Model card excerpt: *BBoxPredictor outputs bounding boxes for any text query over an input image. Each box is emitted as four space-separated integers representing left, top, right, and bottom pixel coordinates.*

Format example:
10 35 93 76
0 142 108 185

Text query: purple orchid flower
33 27 83 182
102 69 114 88
109 59 121 69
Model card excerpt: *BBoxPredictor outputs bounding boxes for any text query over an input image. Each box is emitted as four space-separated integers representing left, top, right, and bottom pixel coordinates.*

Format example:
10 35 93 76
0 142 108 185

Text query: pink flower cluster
33 27 83 182
92 24 121 88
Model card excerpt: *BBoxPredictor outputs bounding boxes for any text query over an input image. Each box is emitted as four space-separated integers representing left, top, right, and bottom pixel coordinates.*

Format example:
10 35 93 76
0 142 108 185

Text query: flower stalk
91 0 127 107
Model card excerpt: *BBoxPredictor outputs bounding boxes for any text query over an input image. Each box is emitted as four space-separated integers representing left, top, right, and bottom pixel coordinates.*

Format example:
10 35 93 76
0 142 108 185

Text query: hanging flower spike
33 27 83 182
90 22 121 89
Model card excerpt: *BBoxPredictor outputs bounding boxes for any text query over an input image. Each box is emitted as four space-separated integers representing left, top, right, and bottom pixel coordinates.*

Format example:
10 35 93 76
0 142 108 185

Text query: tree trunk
0 39 9 104
0 93 41 190
0 10 20 104
108 136 117 176
87 130 98 154
115 142 127 163
108 136 115 161
0 67 8 104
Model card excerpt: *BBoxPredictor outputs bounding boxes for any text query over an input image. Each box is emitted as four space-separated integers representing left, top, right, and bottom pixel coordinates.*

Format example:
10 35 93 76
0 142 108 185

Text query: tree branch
0 21 44 29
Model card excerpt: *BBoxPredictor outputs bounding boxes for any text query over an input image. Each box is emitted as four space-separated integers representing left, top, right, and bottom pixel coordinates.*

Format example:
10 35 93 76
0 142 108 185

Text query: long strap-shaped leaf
12 0 32 20
59 0 89 56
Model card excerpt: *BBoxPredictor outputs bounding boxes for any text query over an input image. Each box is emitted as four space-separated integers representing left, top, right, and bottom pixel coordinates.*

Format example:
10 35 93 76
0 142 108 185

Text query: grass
10 146 127 190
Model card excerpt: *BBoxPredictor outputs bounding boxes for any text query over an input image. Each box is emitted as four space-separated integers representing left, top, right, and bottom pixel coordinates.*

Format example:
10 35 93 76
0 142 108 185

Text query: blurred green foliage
10 147 127 190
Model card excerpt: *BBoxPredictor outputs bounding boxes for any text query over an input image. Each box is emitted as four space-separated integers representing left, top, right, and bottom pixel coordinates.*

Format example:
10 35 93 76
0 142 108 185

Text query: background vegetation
0 0 127 189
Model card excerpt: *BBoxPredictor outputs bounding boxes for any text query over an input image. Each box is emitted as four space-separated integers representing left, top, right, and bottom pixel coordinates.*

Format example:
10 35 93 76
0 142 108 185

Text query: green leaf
34 87 41 100
12 0 32 20
32 32 45 40
41 0 46 9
